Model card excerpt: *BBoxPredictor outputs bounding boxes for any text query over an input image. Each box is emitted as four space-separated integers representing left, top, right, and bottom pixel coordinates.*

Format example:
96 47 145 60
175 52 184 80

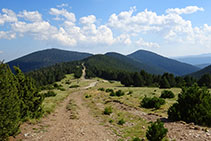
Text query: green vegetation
8 48 91 72
141 96 165 109
146 119 168 141
69 85 80 88
66 99 78 119
160 90 175 99
0 63 43 140
98 87 105 91
27 61 83 87
103 106 113 115
168 84 211 126
118 118 126 125
109 90 125 97
44 91 57 97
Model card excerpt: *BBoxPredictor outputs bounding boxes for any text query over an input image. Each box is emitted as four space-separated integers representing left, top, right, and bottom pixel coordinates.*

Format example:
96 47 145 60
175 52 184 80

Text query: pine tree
14 67 44 120
0 63 20 140
159 77 170 88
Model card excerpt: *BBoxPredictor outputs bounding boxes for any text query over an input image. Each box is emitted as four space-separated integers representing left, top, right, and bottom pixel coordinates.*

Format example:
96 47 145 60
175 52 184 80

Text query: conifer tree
0 63 20 140
14 67 44 120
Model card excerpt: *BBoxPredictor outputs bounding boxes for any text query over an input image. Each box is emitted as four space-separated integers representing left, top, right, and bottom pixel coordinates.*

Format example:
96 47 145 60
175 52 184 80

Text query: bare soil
13 82 116 141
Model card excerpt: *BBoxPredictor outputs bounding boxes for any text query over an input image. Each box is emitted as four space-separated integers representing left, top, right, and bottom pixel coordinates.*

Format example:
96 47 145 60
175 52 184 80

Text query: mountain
8 48 92 72
128 50 200 76
105 52 165 74
174 53 211 65
190 65 211 78
195 63 210 69
83 53 165 74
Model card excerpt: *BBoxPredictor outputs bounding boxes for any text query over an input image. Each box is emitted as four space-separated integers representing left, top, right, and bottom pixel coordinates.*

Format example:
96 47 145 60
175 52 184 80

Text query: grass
82 79 182 140
66 99 79 119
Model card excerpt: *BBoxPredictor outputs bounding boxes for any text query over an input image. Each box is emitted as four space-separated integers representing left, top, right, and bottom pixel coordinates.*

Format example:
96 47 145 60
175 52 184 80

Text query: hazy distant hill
174 53 211 65
190 65 211 78
8 48 92 72
128 50 200 76
195 63 210 69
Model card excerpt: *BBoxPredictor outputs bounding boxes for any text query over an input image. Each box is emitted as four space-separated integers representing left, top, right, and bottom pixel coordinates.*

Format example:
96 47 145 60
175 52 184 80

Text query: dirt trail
14 65 116 141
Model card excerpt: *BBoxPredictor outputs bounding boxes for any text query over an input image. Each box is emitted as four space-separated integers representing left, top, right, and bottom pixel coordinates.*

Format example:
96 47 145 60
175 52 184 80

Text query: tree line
85 63 211 88
0 63 43 140
27 61 83 87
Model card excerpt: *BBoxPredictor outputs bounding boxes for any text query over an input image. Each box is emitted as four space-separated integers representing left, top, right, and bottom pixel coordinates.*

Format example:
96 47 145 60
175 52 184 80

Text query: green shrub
65 81 71 85
44 91 57 97
53 83 59 88
118 118 125 125
132 137 141 141
106 88 114 93
103 106 113 115
160 90 175 99
85 95 91 98
69 85 80 88
116 90 125 97
98 88 105 91
168 84 211 126
128 90 133 95
146 119 168 141
141 96 165 109
109 91 116 96
109 90 124 97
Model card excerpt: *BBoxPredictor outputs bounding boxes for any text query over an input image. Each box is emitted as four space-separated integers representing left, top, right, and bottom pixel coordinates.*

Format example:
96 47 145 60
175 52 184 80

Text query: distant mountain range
8 48 200 76
128 50 199 76
190 65 211 78
174 53 211 68
8 48 92 72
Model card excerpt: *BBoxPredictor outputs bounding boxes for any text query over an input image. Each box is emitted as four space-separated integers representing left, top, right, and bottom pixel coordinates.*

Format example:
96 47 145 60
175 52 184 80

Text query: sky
1 0 211 62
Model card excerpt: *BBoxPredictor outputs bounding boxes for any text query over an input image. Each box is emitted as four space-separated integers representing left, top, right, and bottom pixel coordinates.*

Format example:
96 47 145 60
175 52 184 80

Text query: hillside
84 53 164 74
8 48 92 72
190 65 211 78
128 50 200 76
174 53 211 65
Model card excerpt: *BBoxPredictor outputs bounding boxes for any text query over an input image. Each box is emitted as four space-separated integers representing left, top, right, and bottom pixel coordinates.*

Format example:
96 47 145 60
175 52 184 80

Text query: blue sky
1 0 211 61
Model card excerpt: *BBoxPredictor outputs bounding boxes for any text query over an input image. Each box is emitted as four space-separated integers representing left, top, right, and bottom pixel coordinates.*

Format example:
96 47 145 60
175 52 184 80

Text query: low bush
109 90 125 97
141 96 165 109
44 91 57 97
160 90 175 99
98 88 105 91
132 137 141 141
106 88 114 93
69 85 80 88
118 118 125 125
146 119 168 141
103 106 113 115
168 84 211 126
116 90 125 97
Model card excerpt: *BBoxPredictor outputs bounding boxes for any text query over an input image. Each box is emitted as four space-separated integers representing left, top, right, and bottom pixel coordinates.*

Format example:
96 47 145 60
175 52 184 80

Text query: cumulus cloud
1 5 211 50
0 8 17 25
0 31 16 39
166 6 204 15
49 8 76 22
18 10 42 22
136 38 160 48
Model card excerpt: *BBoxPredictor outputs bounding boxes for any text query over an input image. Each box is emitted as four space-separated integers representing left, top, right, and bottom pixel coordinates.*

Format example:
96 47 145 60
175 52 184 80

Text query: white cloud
115 34 131 45
0 51 3 54
18 10 42 22
136 38 160 48
49 8 76 22
166 6 204 15
0 31 16 39
2 5 211 53
57 3 69 8
0 9 17 25
11 21 57 40
80 15 96 25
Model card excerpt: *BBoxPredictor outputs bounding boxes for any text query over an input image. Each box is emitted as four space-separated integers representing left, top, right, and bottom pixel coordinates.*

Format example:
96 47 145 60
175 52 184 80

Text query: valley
12 67 211 141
